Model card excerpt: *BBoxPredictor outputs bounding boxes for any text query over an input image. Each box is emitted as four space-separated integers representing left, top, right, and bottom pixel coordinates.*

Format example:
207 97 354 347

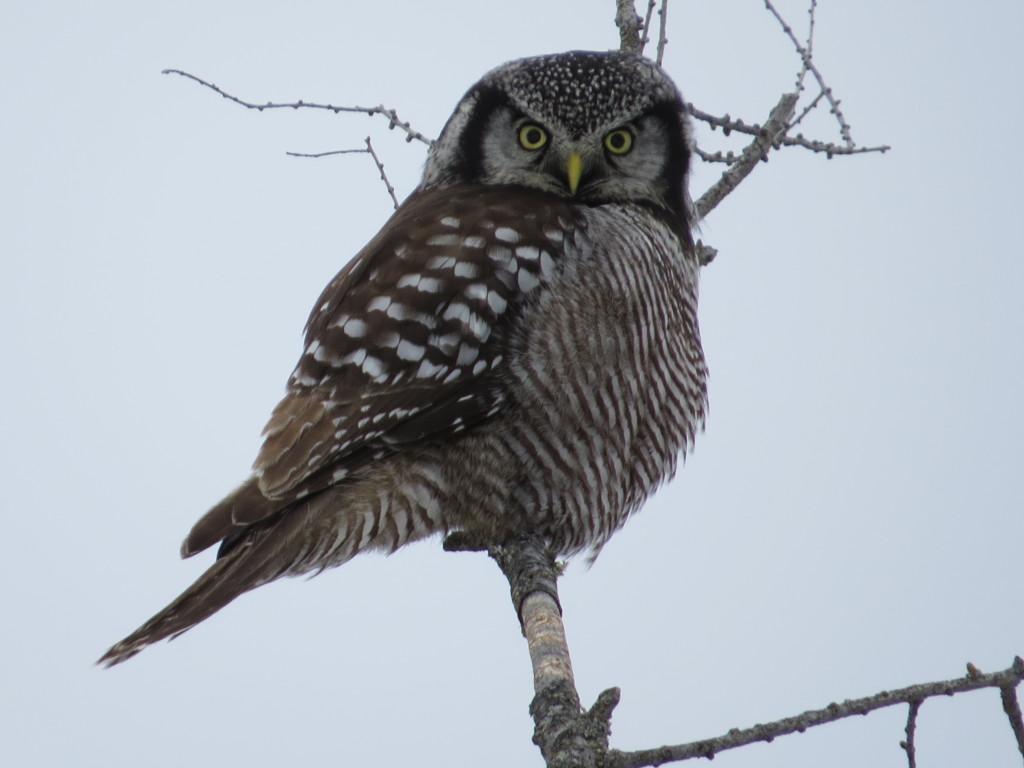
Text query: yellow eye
518 123 548 151
604 129 634 155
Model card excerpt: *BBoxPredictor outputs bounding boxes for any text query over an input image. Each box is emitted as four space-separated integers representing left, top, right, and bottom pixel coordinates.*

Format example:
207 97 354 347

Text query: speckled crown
485 51 682 137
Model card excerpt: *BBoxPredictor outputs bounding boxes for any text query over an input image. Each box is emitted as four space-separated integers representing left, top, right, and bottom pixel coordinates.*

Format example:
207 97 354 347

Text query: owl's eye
604 129 634 155
517 123 548 151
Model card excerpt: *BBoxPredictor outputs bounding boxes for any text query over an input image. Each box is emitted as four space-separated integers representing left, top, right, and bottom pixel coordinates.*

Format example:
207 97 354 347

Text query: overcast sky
2 1 1022 766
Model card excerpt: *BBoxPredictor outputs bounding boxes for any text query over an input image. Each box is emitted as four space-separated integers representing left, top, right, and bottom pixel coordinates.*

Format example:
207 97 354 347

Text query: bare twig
362 136 400 209
1001 683 1024 759
762 0 854 147
285 149 366 159
655 0 669 65
606 658 1024 768
694 148 736 165
795 0 817 92
161 68 432 145
687 103 890 157
899 700 922 768
639 0 657 54
789 89 826 131
695 92 798 220
286 138 400 208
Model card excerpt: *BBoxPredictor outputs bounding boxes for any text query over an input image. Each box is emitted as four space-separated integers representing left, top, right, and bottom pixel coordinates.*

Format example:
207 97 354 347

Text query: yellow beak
567 153 582 195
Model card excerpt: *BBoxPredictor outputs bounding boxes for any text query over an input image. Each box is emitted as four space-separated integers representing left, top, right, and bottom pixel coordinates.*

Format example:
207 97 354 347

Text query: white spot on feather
487 291 507 314
454 261 479 278
361 355 387 378
342 318 368 338
426 233 459 247
464 283 488 302
416 359 446 379
518 270 540 292
397 340 426 361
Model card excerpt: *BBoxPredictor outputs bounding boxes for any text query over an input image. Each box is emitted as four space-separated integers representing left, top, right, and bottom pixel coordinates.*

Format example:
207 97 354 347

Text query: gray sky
2 1 1022 766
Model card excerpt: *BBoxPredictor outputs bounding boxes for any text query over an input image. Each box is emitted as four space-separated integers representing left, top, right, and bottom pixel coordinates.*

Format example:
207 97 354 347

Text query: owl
100 50 707 666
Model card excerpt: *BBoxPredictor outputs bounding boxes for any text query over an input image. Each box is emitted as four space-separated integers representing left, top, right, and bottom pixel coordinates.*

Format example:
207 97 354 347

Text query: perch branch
607 657 1024 768
445 532 619 768
161 69 432 145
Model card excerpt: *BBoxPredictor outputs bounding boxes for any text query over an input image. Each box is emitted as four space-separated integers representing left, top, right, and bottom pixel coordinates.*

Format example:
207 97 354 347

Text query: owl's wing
182 185 573 556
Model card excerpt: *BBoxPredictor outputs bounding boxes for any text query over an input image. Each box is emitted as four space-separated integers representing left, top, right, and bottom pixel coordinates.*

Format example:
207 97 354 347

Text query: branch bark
695 91 798 220
445 532 619 767
606 658 1024 768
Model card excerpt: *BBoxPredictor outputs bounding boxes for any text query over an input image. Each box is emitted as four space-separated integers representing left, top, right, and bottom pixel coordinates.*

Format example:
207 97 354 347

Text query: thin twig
1001 684 1024 759
788 89 826 131
695 92 798 220
687 103 890 157
795 0 817 92
363 136 400 209
693 148 737 165
607 658 1024 768
161 69 432 145
655 0 669 65
286 140 400 208
286 149 366 159
762 0 854 147
639 0 657 54
899 700 922 768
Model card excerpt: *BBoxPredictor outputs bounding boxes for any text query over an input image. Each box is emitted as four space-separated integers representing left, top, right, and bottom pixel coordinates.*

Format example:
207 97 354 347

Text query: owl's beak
566 153 583 195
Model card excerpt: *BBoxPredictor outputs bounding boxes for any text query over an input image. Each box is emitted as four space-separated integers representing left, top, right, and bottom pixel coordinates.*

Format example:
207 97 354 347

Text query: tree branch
161 68 432 145
763 0 854 147
1002 682 1024 759
445 532 619 767
695 91 798 220
687 103 890 158
615 0 644 54
286 137 400 208
899 698 922 768
606 658 1024 768
655 0 669 65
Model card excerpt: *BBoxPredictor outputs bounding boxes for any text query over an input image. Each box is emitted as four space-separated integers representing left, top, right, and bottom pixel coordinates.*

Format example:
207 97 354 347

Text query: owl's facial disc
421 51 693 224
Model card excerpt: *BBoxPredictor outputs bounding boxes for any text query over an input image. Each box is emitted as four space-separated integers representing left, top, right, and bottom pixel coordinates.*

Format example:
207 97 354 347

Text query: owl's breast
452 203 708 554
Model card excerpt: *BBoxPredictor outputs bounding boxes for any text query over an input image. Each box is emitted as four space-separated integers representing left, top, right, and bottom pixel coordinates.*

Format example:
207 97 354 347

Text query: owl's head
421 51 694 228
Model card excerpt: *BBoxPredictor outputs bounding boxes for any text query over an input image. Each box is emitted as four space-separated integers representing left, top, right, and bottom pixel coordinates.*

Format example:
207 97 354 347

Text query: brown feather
100 504 311 667
180 479 276 558
251 185 570 502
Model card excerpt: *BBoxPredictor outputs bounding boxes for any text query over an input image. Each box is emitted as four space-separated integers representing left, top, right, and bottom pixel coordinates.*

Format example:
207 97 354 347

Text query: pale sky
2 2 1022 766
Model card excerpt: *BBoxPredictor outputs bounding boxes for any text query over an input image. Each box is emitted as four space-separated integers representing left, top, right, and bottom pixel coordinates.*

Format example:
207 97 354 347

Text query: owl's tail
97 502 310 668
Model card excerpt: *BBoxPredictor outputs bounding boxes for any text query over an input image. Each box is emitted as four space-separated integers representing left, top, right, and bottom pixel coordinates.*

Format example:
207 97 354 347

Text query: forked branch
445 532 619 768
606 659 1024 767
446 528 1024 768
